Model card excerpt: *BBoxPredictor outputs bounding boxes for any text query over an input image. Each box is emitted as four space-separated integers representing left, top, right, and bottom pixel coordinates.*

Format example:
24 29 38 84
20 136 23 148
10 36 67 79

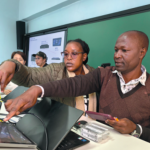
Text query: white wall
19 0 80 21
1 0 150 63
0 0 19 63
19 0 68 20
18 0 150 33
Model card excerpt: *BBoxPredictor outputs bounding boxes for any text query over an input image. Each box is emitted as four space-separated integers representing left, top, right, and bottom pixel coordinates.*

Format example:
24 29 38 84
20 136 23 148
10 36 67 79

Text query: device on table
86 111 114 121
3 86 40 113
0 87 90 150
56 131 89 150
0 122 36 149
74 120 88 129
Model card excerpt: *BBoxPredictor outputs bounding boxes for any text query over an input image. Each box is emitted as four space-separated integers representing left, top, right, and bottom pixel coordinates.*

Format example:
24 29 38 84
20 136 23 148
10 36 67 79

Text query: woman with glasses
3 51 27 95
2 39 97 115
60 39 97 115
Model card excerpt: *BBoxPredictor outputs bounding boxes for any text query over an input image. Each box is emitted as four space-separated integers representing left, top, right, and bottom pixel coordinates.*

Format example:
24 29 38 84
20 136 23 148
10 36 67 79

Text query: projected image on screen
28 31 66 67
40 41 49 49
53 38 61 46
51 57 60 60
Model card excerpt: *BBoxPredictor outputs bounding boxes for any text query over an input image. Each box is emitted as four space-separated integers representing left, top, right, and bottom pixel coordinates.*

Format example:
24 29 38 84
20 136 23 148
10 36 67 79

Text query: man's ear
140 47 147 59
82 53 87 62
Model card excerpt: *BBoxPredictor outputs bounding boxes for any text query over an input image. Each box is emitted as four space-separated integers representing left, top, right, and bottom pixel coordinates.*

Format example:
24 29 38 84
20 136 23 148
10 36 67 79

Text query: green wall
67 11 150 72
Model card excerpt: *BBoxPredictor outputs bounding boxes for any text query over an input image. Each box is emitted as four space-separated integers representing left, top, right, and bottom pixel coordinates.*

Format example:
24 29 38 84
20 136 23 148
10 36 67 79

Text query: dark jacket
141 126 150 142
43 63 48 67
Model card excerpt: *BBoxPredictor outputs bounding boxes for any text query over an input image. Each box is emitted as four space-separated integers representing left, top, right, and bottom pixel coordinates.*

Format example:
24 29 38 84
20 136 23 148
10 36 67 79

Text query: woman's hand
0 61 16 91
4 86 42 121
4 89 12 95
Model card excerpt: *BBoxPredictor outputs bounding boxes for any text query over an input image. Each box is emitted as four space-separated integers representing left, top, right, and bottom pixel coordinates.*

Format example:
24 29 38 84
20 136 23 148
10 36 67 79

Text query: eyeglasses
61 52 84 59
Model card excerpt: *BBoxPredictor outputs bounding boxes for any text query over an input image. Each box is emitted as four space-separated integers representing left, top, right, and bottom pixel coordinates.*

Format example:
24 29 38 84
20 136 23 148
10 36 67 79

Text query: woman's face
13 54 26 65
64 42 87 74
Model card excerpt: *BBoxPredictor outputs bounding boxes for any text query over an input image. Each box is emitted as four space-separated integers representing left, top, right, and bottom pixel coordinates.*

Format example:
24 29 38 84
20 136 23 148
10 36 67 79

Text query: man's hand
106 118 136 134
3 86 42 121
0 61 16 91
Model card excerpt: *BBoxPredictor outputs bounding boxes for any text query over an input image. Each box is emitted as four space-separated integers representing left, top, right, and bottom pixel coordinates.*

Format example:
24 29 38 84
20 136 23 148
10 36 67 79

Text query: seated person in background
32 51 48 67
3 51 26 95
1 39 97 115
1 30 150 142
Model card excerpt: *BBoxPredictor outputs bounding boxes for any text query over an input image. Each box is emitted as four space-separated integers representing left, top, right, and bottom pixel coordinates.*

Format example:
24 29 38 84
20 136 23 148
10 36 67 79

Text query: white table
1 93 6 99
74 116 150 150
0 103 150 150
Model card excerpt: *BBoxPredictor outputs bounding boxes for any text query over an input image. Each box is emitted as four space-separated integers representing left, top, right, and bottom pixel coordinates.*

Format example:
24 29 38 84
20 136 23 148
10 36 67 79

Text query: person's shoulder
85 65 116 76
46 62 65 70
99 66 116 79
99 66 116 73
85 64 95 71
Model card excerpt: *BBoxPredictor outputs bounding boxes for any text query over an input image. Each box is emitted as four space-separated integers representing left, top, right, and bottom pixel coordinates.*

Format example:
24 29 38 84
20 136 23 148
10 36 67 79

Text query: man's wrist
30 85 43 98
131 124 141 138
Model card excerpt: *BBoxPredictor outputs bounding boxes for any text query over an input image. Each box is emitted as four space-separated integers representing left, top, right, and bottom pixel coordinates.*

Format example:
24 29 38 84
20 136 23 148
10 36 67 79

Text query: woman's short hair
66 39 90 65
11 51 27 61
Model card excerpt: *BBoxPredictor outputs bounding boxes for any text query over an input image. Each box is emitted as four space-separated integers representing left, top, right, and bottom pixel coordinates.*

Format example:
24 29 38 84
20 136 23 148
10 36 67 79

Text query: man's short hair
124 30 149 50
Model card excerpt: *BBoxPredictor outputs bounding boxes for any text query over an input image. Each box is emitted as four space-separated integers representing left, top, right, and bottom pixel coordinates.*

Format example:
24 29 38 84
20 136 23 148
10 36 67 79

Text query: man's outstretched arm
42 68 101 97
4 68 101 121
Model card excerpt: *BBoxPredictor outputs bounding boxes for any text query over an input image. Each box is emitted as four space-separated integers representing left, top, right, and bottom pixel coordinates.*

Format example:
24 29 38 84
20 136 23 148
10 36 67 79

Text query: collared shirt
112 65 147 94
